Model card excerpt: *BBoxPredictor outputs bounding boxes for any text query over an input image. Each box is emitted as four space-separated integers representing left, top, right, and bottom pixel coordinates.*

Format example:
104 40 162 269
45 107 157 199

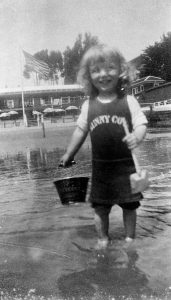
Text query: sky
0 0 171 88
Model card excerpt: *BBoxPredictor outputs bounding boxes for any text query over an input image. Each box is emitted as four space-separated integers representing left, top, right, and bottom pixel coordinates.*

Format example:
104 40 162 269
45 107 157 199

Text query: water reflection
0 133 170 299
58 247 152 300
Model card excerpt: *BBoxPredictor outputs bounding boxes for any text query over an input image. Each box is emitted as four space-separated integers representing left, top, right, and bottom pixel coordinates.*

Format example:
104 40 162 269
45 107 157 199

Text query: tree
139 32 171 81
63 33 99 84
48 50 64 83
23 32 99 85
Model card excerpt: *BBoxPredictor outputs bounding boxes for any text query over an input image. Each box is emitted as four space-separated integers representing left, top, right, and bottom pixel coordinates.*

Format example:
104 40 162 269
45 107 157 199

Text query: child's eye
109 65 117 70
90 67 99 73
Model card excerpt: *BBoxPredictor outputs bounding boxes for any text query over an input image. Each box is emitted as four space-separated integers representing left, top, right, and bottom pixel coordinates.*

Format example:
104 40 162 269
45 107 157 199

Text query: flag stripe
23 50 50 70
23 50 50 77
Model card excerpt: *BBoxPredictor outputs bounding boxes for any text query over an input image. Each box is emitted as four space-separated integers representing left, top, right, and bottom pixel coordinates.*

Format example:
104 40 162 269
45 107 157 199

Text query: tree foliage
23 31 171 84
63 33 99 84
139 32 171 81
23 32 99 84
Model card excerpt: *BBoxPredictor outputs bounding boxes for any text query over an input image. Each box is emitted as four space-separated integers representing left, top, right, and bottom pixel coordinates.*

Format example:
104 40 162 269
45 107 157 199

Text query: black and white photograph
0 0 171 299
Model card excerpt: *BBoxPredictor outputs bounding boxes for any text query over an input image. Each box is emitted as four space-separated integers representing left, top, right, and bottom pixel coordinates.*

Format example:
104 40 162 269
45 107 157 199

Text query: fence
0 115 78 129
0 119 24 128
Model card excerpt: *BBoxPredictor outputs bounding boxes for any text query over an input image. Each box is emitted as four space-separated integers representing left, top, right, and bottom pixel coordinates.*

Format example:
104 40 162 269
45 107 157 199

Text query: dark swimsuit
88 97 142 209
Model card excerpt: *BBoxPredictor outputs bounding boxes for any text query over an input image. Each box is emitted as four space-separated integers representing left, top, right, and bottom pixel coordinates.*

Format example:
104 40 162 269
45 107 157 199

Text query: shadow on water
0 133 170 299
57 246 153 300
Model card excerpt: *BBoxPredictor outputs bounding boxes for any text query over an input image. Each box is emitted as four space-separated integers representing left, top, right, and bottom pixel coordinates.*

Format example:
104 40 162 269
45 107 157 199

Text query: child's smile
89 59 120 96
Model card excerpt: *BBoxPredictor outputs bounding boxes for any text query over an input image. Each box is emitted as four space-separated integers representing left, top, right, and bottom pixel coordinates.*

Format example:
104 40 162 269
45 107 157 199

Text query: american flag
23 50 50 78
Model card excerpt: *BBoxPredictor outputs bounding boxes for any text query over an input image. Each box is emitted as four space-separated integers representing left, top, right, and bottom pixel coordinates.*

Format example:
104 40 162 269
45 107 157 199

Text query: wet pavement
0 130 171 299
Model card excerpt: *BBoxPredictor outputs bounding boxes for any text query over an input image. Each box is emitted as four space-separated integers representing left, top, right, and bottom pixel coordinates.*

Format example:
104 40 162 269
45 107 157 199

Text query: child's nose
99 69 107 77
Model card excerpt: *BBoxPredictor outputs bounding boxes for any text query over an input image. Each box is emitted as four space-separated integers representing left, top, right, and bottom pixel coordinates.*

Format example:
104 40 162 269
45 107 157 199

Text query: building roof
134 81 171 96
142 81 171 92
0 84 84 96
131 76 165 86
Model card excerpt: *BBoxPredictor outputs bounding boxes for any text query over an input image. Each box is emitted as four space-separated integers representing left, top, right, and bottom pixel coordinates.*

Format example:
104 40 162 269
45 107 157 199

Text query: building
130 76 165 96
129 56 169 105
0 84 85 117
136 81 171 105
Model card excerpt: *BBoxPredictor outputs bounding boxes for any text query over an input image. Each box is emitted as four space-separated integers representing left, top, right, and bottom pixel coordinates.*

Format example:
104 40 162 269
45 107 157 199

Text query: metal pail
53 176 89 205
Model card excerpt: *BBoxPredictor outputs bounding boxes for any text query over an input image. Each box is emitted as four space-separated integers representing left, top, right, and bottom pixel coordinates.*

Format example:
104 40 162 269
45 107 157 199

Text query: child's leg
93 204 112 249
122 208 137 240
120 201 140 240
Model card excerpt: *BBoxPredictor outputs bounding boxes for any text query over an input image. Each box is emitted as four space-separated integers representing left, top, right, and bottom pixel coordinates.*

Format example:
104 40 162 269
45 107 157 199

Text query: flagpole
19 47 27 126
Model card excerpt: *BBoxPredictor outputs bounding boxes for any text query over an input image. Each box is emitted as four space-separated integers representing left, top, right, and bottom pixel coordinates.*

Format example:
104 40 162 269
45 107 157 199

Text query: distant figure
60 44 147 250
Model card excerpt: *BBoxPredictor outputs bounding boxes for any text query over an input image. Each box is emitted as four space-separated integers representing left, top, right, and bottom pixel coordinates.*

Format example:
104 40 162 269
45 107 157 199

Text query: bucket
130 169 149 194
53 176 89 205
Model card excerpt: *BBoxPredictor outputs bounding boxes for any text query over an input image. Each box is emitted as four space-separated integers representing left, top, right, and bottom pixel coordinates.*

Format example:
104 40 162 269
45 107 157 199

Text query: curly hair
77 44 137 99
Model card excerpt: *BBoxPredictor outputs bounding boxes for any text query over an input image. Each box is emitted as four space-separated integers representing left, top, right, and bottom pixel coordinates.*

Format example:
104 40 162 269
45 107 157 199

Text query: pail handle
58 160 76 168
122 121 141 174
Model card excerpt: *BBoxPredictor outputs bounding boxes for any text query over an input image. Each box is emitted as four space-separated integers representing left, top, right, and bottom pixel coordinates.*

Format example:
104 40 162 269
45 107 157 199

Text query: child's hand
59 153 75 168
122 133 138 150
59 153 71 167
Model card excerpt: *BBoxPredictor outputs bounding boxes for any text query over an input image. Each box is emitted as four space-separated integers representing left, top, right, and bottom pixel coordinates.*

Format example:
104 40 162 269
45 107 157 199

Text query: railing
152 99 171 107
45 115 78 124
0 119 24 128
140 102 153 107
0 115 79 129
27 118 39 127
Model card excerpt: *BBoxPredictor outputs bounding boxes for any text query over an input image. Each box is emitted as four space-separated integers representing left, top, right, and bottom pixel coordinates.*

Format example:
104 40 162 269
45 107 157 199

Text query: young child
60 44 148 250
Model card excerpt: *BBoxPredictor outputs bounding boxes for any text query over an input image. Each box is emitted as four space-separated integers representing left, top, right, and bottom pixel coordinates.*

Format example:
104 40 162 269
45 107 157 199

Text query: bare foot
94 238 110 250
125 237 134 243
123 237 136 250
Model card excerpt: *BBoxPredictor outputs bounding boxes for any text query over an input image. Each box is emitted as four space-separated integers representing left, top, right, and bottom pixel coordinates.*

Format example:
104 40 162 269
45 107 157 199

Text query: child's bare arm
60 127 88 166
123 124 147 150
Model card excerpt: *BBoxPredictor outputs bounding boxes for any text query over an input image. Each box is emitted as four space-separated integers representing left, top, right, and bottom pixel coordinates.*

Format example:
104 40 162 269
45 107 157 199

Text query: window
140 85 144 92
40 98 45 105
25 98 33 107
61 97 70 105
70 96 82 104
154 82 159 87
6 99 14 108
53 98 62 105
43 98 51 105
132 87 139 94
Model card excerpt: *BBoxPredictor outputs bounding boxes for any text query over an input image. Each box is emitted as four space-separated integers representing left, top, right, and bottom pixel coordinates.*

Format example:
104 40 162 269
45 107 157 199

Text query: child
60 44 147 250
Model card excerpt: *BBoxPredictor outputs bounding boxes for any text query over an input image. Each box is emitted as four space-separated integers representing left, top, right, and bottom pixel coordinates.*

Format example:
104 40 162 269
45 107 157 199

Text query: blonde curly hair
77 44 137 99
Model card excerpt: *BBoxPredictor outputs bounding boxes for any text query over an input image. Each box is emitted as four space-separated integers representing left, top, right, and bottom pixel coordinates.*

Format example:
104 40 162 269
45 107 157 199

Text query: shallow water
0 131 171 299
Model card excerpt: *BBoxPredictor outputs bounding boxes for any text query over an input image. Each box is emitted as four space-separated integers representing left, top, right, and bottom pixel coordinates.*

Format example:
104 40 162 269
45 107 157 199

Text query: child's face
89 57 120 96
